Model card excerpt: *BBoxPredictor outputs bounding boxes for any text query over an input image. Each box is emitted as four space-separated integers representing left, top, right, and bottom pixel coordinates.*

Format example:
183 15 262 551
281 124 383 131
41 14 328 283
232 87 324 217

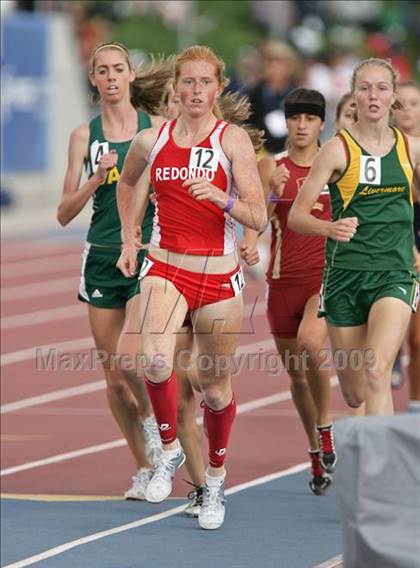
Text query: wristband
223 195 235 213
268 192 280 203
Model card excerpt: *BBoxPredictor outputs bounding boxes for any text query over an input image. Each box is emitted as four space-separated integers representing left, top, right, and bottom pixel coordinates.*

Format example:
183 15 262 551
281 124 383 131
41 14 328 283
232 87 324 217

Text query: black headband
284 102 325 121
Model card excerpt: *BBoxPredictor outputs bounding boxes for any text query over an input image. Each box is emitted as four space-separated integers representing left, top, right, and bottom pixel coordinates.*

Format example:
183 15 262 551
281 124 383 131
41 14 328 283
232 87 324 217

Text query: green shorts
78 243 145 309
318 268 419 327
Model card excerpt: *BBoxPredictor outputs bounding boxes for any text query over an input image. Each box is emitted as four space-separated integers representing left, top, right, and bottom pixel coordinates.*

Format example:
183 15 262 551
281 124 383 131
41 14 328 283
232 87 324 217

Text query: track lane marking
1 378 338 477
1 278 78 302
1 298 264 330
1 381 105 413
313 555 343 568
2 254 81 279
2 462 310 568
1 305 86 330
1 332 273 367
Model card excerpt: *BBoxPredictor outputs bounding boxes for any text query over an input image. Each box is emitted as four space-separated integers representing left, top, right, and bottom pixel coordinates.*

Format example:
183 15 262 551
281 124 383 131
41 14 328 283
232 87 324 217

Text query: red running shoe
317 423 337 474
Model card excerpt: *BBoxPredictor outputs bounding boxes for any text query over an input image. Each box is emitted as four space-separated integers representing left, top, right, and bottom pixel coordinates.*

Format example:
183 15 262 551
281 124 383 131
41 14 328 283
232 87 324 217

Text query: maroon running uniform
266 152 331 337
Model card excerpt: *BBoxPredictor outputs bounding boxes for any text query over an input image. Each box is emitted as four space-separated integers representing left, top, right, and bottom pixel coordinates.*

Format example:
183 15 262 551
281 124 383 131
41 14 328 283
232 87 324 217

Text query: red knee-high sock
204 396 237 468
145 372 178 445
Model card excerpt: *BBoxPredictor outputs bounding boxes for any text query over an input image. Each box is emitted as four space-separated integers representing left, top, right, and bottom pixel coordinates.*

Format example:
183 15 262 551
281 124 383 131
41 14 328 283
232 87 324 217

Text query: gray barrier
334 414 420 568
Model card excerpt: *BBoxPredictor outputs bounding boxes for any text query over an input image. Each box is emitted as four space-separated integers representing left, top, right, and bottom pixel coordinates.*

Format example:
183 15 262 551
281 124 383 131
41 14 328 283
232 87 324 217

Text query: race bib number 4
360 156 381 185
189 147 219 172
90 141 109 174
230 267 245 296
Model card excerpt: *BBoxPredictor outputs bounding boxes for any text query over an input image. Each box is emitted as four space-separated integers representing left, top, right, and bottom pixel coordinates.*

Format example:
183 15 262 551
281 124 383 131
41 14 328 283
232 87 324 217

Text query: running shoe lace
152 452 179 483
204 483 225 509
319 428 335 455
184 480 204 505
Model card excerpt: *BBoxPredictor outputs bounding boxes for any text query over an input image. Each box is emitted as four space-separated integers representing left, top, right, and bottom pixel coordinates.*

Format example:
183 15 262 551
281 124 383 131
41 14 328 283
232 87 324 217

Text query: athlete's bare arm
117 127 158 276
241 156 275 264
288 137 358 242
408 135 420 200
223 125 267 231
57 124 117 226
129 166 152 249
117 128 158 242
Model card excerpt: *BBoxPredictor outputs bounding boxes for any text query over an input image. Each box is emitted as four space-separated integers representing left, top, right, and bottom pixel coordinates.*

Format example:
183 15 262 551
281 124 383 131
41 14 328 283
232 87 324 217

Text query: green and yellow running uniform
319 127 419 325
78 111 154 308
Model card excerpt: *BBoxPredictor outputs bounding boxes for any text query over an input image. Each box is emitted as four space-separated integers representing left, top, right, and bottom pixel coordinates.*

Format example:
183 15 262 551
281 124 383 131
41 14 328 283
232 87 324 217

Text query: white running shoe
198 472 226 530
124 468 153 500
142 416 163 466
145 444 186 503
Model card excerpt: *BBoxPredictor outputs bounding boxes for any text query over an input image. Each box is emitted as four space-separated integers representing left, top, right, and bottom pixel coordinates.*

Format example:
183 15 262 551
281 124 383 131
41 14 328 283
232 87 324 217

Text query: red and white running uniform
148 119 237 256
266 152 331 337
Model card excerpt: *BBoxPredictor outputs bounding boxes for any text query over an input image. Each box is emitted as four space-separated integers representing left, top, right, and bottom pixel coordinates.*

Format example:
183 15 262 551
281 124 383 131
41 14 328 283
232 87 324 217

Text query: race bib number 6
189 147 219 172
359 156 381 185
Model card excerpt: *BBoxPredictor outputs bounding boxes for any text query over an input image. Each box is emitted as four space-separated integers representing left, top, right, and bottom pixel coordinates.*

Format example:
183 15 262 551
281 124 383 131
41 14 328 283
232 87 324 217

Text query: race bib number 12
189 147 219 172
230 267 245 296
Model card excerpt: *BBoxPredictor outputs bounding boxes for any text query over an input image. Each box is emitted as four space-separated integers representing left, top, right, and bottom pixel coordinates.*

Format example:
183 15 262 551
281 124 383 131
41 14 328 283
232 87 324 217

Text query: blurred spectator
246 40 298 154
226 46 263 93
252 0 296 37
304 50 358 104
367 33 413 81
319 0 383 23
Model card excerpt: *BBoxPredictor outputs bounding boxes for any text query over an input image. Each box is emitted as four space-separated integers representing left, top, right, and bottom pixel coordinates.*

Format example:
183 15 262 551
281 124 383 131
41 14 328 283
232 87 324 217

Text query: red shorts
139 255 245 311
266 279 322 338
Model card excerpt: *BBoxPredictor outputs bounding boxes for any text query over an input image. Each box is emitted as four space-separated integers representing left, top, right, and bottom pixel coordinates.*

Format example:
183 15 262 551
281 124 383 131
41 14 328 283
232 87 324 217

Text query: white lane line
0 440 126 477
1 300 264 331
1 329 274 367
0 384 294 477
313 555 343 568
1 254 81 279
1 305 86 330
1 336 275 409
2 462 310 568
0 243 80 262
1 337 94 367
1 380 105 414
0 379 338 477
1 277 77 302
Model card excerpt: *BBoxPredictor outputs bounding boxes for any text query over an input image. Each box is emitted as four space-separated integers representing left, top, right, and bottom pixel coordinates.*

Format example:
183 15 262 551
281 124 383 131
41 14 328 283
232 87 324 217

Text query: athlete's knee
106 375 132 401
345 395 365 408
341 385 365 408
296 331 324 358
365 362 389 393
289 372 309 390
145 353 173 382
201 383 230 410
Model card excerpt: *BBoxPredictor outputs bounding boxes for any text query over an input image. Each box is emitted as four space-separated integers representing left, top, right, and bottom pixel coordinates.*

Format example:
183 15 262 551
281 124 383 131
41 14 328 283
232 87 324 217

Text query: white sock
407 400 420 411
163 440 181 457
206 469 226 485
